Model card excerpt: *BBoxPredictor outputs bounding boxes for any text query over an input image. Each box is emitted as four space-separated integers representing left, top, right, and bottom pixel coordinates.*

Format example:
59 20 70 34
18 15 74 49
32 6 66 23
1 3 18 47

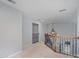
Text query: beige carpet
13 42 73 58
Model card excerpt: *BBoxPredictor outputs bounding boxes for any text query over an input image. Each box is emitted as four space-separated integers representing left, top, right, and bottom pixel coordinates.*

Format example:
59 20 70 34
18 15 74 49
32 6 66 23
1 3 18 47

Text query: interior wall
22 15 48 48
22 14 32 49
77 9 79 57
0 2 22 57
32 20 48 42
0 2 48 57
47 23 76 35
41 23 48 42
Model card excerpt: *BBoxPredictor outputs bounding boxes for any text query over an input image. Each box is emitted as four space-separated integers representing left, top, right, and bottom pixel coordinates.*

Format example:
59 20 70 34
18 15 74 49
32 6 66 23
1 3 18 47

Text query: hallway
0 0 79 58
13 42 73 58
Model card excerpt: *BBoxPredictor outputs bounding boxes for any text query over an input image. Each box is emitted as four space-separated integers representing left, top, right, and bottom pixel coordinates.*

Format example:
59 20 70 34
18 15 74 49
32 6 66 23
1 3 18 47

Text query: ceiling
0 0 79 24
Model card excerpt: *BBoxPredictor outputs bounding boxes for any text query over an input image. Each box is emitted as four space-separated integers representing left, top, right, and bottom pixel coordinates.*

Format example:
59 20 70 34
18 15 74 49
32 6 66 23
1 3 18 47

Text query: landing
13 42 74 58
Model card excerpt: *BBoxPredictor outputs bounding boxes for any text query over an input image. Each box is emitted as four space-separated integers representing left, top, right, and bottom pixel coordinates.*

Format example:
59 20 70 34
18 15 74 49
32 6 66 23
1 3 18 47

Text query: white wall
22 17 48 48
0 1 47 57
0 2 22 57
41 23 48 42
77 9 79 57
47 23 76 35
22 14 32 49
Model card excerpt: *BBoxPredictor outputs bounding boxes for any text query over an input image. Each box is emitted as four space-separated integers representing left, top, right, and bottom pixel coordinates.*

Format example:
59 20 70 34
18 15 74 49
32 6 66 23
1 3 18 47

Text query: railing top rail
45 33 79 40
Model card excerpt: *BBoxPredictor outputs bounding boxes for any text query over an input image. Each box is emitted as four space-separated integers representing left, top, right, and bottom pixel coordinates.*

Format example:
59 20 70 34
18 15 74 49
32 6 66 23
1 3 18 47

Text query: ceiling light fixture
8 0 16 4
59 9 67 12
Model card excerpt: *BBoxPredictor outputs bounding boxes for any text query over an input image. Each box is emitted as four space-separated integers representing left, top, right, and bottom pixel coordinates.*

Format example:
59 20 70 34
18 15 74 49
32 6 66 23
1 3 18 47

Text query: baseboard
6 50 22 58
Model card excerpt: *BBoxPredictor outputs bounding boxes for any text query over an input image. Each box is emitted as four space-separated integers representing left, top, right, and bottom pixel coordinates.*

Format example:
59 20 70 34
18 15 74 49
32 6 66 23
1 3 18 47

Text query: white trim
6 50 22 58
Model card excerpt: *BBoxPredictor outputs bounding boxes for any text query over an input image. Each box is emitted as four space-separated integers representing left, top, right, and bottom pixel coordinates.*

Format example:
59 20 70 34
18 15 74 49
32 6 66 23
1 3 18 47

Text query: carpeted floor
13 42 74 58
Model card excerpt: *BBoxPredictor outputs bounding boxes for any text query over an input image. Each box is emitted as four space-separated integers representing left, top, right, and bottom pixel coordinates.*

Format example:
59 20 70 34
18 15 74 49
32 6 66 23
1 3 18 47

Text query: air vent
8 0 16 4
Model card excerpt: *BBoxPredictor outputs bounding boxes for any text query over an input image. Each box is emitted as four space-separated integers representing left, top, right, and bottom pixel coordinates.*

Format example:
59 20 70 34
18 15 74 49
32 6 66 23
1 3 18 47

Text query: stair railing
45 32 79 57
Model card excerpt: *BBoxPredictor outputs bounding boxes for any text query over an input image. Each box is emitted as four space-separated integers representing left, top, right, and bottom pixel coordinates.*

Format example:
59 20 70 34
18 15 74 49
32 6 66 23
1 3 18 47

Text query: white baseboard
6 50 22 58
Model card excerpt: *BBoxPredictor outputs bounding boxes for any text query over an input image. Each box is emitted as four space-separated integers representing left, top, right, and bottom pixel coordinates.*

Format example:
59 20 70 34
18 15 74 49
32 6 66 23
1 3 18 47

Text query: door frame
32 23 39 44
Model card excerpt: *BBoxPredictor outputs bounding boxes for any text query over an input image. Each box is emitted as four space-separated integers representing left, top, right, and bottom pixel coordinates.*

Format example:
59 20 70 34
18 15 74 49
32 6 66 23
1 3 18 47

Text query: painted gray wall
40 23 48 42
0 2 22 57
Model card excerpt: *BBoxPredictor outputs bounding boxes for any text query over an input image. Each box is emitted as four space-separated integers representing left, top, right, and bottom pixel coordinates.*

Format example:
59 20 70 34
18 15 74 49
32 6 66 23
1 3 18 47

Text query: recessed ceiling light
59 9 67 12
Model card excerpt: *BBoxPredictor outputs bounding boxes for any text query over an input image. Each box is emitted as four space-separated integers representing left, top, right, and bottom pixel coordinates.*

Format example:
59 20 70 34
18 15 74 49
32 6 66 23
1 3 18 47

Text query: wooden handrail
45 32 79 56
50 35 79 40
45 33 79 40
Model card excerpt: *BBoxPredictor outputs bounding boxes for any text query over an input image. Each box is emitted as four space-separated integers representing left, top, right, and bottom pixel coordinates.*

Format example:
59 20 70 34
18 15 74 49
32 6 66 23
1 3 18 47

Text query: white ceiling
0 0 79 24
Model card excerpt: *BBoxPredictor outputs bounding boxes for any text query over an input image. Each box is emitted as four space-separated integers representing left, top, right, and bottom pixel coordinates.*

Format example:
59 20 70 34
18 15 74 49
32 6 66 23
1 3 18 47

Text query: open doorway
32 23 39 44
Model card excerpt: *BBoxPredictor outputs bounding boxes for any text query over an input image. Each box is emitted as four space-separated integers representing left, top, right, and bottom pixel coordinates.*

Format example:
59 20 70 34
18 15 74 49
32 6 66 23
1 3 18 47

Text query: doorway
32 23 39 44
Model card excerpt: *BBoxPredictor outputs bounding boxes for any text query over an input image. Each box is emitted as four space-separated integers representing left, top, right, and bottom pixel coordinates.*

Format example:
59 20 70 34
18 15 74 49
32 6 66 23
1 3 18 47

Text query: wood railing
47 32 79 40
45 32 79 57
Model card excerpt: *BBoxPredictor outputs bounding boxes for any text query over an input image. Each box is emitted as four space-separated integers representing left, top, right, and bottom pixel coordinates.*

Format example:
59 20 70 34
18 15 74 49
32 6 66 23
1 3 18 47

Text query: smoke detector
8 0 16 4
